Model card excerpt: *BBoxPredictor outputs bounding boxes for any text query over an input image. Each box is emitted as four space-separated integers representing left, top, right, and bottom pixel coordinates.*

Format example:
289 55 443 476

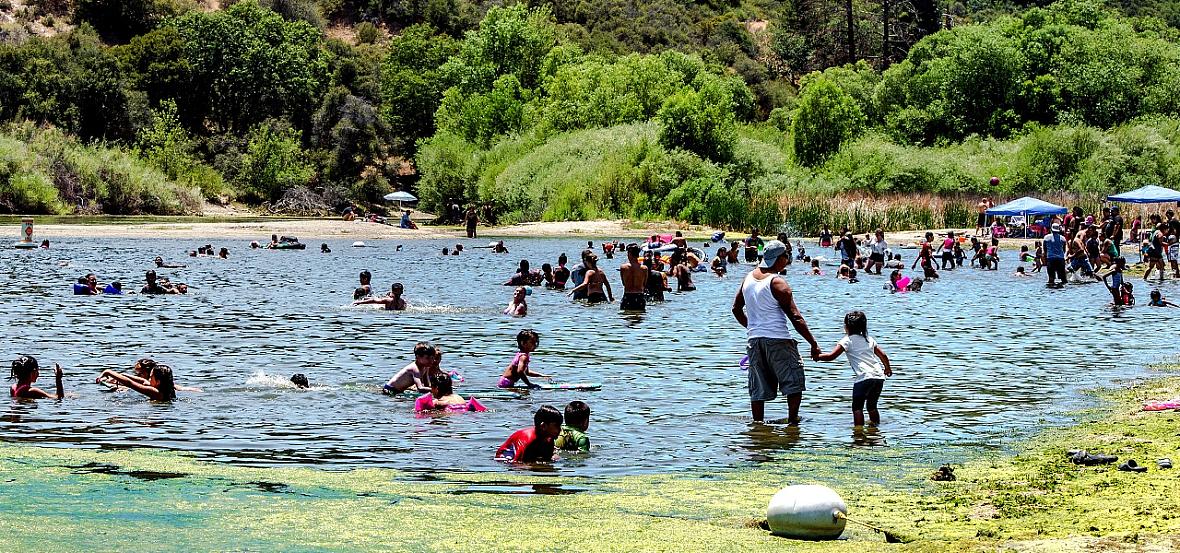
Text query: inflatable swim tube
271 242 307 250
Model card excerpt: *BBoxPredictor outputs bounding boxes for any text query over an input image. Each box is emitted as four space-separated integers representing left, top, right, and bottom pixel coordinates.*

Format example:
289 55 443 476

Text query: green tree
657 75 738 163
171 1 329 133
791 77 865 167
238 122 314 202
440 4 558 93
380 24 459 153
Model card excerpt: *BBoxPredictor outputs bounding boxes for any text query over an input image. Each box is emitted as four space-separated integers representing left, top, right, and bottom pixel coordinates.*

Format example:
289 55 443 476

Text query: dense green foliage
0 0 1178 226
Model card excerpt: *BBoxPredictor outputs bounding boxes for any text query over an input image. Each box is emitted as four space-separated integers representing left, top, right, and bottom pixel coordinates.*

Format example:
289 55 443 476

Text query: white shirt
837 334 885 383
741 271 792 340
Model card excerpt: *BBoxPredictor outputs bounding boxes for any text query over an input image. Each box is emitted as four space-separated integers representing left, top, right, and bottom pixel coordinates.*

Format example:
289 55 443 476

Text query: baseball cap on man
759 240 787 268
1051 223 1063 233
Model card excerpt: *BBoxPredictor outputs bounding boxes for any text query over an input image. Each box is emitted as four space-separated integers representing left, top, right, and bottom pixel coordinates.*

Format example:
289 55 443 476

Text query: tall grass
0 124 202 215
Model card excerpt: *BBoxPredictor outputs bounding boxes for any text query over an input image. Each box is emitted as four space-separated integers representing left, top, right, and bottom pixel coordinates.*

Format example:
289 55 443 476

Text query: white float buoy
14 218 37 249
766 484 847 540
352 241 366 248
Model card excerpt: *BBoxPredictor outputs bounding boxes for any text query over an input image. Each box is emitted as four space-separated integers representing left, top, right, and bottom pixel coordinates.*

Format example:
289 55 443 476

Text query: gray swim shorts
747 338 805 401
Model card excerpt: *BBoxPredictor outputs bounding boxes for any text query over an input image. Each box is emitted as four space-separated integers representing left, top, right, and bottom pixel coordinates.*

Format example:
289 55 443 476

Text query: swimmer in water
354 270 373 300
550 254 570 290
499 329 549 389
99 358 202 392
1014 266 1029 277
569 253 613 303
321 243 331 253
383 342 440 394
9 355 65 400
154 256 186 269
496 405 562 463
290 374 310 388
505 286 528 317
492 241 508 254
1149 289 1179 307
618 244 650 312
354 282 407 310
414 371 486 413
810 259 823 276
218 248 228 259
96 364 177 401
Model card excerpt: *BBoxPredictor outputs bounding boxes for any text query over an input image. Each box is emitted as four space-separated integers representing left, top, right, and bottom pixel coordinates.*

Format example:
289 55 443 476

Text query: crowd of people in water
21 202 1180 465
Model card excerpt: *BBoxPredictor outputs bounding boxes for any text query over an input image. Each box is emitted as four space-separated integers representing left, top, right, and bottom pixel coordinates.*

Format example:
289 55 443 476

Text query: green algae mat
3 374 1180 552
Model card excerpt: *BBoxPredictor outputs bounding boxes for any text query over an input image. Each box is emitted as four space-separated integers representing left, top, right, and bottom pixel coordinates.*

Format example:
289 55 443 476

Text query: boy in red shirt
496 405 563 463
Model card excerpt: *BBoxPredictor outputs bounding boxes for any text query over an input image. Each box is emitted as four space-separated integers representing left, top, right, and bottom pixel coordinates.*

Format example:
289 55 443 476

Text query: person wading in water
731 240 821 424
618 244 650 312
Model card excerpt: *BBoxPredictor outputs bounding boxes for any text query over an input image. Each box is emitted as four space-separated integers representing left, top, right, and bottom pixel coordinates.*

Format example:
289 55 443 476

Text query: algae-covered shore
3 368 1179 552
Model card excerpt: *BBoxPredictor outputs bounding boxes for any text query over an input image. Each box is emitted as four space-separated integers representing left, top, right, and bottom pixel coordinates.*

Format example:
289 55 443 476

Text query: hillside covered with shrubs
0 0 1177 231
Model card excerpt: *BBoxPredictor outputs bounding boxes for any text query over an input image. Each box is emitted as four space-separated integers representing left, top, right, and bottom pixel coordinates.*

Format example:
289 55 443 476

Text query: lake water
2 236 1177 476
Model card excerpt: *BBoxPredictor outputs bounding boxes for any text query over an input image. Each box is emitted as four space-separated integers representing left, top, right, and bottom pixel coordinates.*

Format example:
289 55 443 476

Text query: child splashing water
9 355 65 399
414 371 486 413
813 311 893 427
499 329 550 389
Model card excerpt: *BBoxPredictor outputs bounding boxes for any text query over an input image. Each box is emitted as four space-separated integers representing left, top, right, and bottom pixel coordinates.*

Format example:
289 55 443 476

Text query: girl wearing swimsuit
9 355 64 400
499 330 549 388
415 372 486 413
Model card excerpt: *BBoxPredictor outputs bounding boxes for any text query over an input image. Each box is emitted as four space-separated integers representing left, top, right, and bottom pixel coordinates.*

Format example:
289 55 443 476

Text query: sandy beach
3 215 1034 248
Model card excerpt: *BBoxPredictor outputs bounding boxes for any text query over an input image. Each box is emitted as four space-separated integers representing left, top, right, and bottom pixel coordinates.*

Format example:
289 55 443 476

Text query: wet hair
675 231 683 237
811 259 819 267
151 365 177 400
534 404 563 428
627 244 641 257
844 310 868 338
518 259 530 272
442 247 450 255
290 374 310 389
429 371 453 395
1016 266 1025 273
353 287 369 300
564 400 591 427
413 342 437 358
558 253 568 265
517 329 539 350
1151 289 1162 300
391 282 404 292
134 358 158 377
146 270 157 280
219 248 228 257
359 270 372 284
894 254 902 260
541 263 552 273
10 354 38 381
110 282 122 291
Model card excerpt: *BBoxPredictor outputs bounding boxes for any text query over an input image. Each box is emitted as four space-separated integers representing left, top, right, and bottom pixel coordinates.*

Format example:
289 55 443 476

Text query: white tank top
741 271 792 339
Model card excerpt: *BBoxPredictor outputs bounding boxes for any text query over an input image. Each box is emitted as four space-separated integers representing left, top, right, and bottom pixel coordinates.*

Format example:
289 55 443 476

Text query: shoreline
2 366 1177 550
3 216 1055 248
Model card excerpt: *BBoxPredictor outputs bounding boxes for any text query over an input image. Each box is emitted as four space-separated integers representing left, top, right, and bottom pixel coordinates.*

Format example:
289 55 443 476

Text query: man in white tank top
731 240 820 423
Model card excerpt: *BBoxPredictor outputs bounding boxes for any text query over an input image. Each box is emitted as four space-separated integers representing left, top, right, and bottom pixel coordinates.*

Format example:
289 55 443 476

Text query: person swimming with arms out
383 342 441 395
154 256 186 269
496 405 563 463
98 358 202 393
554 401 591 453
414 371 487 413
9 355 64 399
505 286 528 317
499 329 550 389
354 283 407 310
96 364 177 401
812 311 893 427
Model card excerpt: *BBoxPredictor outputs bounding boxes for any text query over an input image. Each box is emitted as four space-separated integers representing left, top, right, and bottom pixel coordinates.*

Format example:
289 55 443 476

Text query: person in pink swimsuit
9 355 64 400
498 329 549 388
414 372 487 414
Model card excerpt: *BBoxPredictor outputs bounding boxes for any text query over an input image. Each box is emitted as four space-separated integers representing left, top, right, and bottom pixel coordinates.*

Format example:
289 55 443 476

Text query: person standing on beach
1044 223 1067 288
731 240 821 424
976 197 993 236
619 244 649 312
464 207 478 239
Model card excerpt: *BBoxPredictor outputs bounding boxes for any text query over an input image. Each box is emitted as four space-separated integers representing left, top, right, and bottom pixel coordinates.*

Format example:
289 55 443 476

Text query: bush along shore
2 366 1179 551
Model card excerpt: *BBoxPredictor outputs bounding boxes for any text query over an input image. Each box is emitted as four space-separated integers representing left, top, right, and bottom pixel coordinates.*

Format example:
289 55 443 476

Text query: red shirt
495 427 553 463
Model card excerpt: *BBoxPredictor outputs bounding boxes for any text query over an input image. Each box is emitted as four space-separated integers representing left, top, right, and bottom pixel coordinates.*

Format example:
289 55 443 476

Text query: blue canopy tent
1106 185 1180 204
986 196 1068 238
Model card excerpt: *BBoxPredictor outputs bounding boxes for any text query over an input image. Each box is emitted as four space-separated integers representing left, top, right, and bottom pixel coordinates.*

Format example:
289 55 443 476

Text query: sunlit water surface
2 237 1176 475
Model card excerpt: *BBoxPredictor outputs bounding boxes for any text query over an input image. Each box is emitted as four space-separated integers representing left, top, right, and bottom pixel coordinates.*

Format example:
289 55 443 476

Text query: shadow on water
70 462 188 481
449 483 587 496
